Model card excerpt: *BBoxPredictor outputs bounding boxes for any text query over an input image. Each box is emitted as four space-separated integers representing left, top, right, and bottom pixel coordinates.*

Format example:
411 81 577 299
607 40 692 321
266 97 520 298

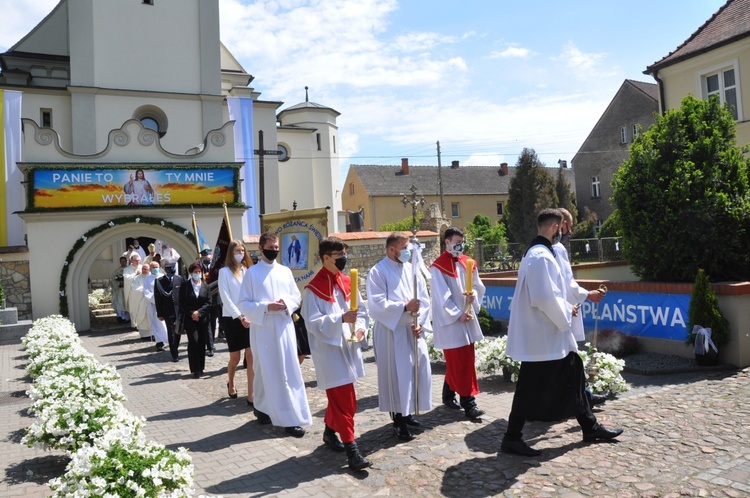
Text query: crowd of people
109 212 622 471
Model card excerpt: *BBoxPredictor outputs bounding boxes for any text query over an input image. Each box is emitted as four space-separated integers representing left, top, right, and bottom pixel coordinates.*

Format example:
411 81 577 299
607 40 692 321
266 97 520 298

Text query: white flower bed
22 315 196 497
426 333 629 395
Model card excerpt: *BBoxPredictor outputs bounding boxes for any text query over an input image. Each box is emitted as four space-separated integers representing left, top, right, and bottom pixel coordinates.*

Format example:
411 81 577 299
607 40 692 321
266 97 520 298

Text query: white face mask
397 247 411 264
448 242 464 258
191 273 202 282
234 253 245 263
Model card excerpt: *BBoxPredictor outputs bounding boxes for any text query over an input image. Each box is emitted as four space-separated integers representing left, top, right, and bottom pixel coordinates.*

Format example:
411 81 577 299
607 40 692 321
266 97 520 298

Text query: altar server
143 261 169 351
501 209 623 457
429 227 486 420
238 232 312 438
367 232 432 441
301 236 371 470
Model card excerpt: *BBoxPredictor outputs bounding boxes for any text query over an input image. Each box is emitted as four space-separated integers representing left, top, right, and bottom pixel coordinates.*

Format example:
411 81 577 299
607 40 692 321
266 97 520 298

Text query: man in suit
155 262 184 362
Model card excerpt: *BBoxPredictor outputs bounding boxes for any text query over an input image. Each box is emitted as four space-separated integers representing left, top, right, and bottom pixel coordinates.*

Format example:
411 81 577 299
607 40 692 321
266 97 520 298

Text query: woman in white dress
218 240 255 404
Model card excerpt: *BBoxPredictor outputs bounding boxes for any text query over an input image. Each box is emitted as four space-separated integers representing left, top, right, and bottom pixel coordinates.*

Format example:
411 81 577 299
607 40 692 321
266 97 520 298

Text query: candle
350 268 358 310
466 259 474 292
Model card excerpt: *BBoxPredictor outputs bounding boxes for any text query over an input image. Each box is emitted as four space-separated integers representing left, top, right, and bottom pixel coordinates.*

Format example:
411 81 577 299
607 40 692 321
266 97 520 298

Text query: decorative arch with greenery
59 216 197 316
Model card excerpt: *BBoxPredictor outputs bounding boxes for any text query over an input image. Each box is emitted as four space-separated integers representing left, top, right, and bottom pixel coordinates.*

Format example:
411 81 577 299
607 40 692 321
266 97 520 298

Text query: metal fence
474 237 624 271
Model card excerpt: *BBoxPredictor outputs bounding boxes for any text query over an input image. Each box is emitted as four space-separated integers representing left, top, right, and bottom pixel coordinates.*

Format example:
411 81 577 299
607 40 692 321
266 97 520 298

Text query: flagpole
223 201 233 241
191 206 201 258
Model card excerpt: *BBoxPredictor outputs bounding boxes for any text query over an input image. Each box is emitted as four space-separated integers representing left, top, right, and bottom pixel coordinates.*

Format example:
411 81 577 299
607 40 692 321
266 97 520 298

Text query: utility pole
437 141 445 217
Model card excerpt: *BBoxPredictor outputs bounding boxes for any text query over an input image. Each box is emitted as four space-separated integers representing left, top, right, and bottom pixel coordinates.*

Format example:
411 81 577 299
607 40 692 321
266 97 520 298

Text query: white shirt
554 241 591 342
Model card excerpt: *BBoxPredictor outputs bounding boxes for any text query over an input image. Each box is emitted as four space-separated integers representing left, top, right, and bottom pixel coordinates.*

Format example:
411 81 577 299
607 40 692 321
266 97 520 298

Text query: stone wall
0 252 32 320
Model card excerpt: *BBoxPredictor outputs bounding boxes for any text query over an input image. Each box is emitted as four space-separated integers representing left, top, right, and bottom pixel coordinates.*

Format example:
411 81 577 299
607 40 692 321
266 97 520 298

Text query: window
620 127 627 144
451 202 460 218
143 0 154 5
699 61 742 120
632 124 639 140
133 105 168 137
591 176 601 198
316 133 321 151
496 202 503 216
40 108 52 128
349 183 354 195
332 135 336 153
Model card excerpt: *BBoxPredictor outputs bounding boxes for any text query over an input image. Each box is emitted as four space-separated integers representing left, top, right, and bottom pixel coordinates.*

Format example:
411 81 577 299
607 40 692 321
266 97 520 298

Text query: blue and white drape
227 96 259 236
1 89 23 246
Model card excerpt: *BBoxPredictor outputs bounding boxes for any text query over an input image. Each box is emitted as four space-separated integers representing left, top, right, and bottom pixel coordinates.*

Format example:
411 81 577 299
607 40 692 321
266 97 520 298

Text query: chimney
401 157 409 175
500 162 508 176
451 160 459 169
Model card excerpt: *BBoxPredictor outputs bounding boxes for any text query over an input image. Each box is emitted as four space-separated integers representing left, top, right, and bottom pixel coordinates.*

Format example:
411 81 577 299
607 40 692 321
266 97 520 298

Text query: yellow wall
656 37 750 149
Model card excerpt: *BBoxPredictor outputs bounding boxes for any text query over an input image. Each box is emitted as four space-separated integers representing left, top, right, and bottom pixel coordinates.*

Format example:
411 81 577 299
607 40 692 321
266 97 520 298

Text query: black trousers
164 315 181 360
186 322 207 374
505 352 597 440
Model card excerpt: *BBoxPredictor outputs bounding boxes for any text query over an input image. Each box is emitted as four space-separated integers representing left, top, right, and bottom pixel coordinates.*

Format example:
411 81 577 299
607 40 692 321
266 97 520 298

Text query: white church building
0 0 342 330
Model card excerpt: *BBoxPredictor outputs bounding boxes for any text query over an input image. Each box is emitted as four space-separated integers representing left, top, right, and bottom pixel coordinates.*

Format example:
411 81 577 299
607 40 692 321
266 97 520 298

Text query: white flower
135 217 140 223
82 235 87 242
184 230 189 235
160 221 165 226
108 221 115 227
59 291 65 297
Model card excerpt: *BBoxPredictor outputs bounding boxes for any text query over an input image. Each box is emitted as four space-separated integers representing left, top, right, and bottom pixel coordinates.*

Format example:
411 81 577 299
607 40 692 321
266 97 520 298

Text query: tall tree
555 166 578 223
506 148 558 247
613 95 750 282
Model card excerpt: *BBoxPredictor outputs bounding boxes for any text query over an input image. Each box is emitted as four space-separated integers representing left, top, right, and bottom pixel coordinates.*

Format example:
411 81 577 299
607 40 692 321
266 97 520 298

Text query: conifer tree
506 148 558 247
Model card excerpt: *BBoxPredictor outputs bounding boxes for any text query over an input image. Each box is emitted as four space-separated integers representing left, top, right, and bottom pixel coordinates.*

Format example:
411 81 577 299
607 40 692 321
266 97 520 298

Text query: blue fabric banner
227 97 259 236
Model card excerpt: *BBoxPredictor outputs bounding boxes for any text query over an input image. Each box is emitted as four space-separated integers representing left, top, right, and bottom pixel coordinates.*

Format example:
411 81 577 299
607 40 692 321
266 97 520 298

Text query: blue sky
1 0 728 185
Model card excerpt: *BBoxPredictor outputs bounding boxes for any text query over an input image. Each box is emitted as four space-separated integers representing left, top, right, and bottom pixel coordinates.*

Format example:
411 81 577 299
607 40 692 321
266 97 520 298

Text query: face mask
334 255 347 271
448 242 464 258
263 249 279 261
560 232 571 245
234 253 245 263
397 248 411 264
191 273 202 282
552 229 562 245
151 268 159 275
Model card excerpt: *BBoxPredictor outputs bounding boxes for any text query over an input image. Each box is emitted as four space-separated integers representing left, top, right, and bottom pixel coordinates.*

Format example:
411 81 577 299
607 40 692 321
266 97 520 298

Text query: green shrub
687 269 730 347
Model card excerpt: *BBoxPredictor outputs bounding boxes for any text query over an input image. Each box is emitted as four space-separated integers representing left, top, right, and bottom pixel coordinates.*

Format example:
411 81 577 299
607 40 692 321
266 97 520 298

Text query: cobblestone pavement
2 323 749 497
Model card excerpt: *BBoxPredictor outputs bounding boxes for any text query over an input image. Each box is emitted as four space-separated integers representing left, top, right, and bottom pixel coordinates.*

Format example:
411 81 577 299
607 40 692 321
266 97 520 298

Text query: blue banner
482 286 689 341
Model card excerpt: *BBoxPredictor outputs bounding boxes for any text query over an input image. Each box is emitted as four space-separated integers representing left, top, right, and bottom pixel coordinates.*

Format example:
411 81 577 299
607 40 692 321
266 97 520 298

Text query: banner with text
482 285 689 341
30 167 237 209
260 207 329 294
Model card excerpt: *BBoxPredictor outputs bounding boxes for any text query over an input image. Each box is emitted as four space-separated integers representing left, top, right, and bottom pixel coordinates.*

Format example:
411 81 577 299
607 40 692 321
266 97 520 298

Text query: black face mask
263 249 279 261
334 255 347 271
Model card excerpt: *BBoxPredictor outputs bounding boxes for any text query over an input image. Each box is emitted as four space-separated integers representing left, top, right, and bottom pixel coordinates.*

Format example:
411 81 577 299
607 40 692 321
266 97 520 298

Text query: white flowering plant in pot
577 344 629 395
424 331 444 362
474 336 521 382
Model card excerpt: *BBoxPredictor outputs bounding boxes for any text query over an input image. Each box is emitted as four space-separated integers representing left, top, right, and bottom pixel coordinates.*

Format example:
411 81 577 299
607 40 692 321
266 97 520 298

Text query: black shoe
227 383 238 399
193 371 202 379
583 425 623 442
442 380 461 410
464 405 485 420
155 342 165 351
246 399 254 408
285 426 305 438
254 409 271 425
591 394 607 406
500 438 542 456
206 350 214 357
394 423 414 441
344 441 372 471
404 415 422 427
323 426 345 452
171 356 179 363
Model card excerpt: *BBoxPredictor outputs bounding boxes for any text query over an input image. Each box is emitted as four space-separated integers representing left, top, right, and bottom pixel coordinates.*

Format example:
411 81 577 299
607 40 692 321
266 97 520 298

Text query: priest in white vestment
130 263 152 339
123 252 142 328
238 232 312 437
501 209 622 457
143 261 169 351
301 236 372 470
112 256 129 323
429 227 486 420
367 232 432 441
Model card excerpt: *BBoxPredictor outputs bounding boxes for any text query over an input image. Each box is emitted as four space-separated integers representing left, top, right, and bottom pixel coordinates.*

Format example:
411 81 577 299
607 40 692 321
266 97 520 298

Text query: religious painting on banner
26 165 239 209
260 207 328 294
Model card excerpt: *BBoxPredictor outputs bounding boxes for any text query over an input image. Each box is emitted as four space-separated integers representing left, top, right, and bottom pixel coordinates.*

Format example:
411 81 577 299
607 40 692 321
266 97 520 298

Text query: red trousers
325 383 357 443
444 343 479 397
